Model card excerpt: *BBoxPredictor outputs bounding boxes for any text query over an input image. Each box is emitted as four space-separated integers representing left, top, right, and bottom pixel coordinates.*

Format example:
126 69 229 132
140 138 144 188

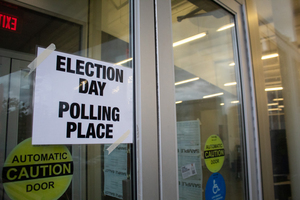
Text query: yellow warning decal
2 138 73 200
204 135 225 173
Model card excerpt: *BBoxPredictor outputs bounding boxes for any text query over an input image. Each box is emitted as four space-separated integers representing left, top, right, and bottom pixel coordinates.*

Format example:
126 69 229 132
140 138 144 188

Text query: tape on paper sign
2 138 73 200
204 135 225 173
106 130 130 155
27 43 56 76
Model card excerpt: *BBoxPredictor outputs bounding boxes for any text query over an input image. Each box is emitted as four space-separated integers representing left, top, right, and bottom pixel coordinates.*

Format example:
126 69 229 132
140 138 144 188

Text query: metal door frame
135 0 264 199
134 0 160 199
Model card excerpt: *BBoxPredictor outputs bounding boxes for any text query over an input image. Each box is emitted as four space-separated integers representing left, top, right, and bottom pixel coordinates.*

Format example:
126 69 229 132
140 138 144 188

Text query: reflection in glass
252 0 300 199
172 0 246 199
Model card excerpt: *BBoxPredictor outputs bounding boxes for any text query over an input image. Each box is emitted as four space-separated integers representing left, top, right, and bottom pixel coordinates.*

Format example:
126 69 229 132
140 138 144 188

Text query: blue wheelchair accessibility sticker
205 173 226 200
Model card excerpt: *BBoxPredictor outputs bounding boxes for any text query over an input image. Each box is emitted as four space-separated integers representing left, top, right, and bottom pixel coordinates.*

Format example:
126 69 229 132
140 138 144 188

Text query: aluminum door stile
134 0 160 200
155 0 179 200
243 0 275 199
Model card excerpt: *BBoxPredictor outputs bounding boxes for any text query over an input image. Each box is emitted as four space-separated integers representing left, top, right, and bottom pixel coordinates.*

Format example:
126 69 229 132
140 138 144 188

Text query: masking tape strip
107 130 130 155
27 43 56 76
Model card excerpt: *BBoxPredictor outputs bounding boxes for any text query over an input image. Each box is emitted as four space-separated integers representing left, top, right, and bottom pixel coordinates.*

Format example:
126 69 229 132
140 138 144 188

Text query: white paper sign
104 169 127 199
181 163 197 179
178 179 202 200
32 48 133 144
177 120 202 200
104 144 128 199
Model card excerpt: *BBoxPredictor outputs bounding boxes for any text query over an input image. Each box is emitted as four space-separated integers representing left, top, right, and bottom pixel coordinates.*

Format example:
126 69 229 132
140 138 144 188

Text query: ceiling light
116 58 133 65
224 82 237 86
265 87 283 91
267 103 278 106
217 23 235 32
175 77 199 85
273 98 284 101
173 32 206 47
229 62 235 66
203 92 224 99
261 53 279 60
231 100 239 104
268 108 282 111
176 101 182 104
220 103 224 106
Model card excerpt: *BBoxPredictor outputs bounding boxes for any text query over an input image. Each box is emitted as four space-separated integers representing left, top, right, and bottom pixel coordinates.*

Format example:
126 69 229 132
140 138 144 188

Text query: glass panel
0 1 133 199
171 0 246 199
250 0 300 199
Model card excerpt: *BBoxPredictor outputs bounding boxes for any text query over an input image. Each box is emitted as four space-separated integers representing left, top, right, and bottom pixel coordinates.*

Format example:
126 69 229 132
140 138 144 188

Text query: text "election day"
55 55 124 139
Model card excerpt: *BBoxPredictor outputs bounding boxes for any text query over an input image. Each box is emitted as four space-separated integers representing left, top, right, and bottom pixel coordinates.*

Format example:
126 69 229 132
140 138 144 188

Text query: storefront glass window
250 0 300 199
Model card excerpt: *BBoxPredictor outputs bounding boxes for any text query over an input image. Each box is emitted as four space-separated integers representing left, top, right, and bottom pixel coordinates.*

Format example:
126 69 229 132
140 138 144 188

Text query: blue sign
205 173 226 200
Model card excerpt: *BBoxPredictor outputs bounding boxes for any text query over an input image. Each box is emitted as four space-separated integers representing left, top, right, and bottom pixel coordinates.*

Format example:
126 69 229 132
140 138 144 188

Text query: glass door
0 1 134 200
171 0 247 199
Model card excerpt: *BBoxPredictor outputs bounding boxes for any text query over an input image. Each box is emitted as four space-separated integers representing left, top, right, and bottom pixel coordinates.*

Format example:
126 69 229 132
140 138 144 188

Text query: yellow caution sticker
2 138 73 200
204 135 225 173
